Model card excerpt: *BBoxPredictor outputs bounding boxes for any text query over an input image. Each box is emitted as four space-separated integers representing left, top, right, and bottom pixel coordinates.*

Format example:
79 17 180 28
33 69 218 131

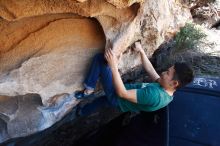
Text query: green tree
174 23 207 53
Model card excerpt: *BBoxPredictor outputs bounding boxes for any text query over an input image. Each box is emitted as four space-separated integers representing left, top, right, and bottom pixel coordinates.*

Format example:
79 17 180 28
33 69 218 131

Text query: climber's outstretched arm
134 42 160 82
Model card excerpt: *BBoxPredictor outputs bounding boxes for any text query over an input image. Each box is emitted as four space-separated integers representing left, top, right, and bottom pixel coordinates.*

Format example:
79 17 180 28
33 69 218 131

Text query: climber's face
160 66 179 90
161 66 175 81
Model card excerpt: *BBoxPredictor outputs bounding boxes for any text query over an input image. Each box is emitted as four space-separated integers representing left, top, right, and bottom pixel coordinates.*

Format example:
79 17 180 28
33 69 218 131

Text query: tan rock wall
0 13 105 104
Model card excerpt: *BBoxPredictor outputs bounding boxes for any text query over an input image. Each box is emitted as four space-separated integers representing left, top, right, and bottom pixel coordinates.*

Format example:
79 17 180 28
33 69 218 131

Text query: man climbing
75 42 194 114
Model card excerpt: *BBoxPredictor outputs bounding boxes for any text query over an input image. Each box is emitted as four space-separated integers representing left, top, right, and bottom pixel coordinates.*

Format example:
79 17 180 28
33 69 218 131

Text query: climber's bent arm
105 49 137 103
111 66 137 103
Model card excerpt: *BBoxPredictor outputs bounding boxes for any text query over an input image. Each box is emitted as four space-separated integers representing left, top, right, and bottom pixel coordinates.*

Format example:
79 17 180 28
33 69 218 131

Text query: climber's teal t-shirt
117 83 173 112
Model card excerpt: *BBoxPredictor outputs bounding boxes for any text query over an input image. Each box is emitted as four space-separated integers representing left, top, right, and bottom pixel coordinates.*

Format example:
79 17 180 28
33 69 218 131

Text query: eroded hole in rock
0 13 106 103
0 13 107 144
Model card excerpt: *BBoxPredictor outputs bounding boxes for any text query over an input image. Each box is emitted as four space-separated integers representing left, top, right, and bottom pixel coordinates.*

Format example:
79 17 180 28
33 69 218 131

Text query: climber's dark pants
79 53 120 116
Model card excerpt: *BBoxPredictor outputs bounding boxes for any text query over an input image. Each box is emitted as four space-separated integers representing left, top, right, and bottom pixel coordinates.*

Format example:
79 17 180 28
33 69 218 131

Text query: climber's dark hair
173 62 194 89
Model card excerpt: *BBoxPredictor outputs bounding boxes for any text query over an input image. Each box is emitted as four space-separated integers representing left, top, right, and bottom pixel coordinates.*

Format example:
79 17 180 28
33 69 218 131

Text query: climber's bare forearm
111 67 137 103
139 50 160 81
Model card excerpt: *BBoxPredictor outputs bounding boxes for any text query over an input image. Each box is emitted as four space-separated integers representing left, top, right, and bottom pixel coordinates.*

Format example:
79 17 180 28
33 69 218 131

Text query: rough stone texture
190 0 220 27
107 0 143 8
0 93 80 143
2 95 122 146
0 0 191 143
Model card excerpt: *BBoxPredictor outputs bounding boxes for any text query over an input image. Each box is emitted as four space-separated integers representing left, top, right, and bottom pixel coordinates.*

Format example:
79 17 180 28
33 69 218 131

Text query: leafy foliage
174 23 207 53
